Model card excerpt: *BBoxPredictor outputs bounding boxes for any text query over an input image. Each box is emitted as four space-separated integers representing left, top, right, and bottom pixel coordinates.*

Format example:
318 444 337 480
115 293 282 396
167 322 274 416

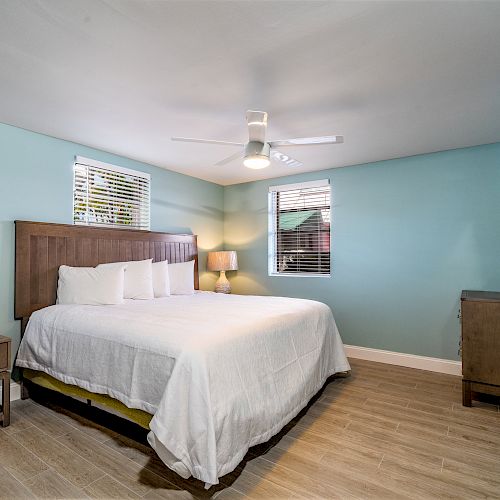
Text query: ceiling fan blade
214 151 243 167
172 137 244 147
269 135 344 148
246 110 267 143
271 150 303 168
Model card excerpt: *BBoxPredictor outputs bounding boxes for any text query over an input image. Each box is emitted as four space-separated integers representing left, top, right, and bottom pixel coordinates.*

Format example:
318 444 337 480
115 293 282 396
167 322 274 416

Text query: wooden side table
0 335 11 427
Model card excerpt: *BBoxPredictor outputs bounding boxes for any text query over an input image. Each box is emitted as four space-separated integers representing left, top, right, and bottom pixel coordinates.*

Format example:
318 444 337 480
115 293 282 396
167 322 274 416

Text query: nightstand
0 335 11 427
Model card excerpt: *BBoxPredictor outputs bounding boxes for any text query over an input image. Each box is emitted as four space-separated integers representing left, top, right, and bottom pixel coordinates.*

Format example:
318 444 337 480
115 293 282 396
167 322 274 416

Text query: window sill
268 272 331 278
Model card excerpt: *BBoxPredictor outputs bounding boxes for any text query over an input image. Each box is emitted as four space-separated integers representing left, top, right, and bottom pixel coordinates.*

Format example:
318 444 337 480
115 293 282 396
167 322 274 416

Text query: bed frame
14 220 199 400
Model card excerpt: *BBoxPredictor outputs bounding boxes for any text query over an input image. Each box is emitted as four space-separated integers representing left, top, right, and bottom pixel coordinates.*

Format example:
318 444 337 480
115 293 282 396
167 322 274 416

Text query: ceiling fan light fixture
171 110 343 172
244 141 271 169
243 155 270 169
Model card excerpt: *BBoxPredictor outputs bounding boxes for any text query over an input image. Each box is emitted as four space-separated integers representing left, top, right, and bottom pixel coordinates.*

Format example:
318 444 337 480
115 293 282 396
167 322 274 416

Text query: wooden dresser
0 335 11 426
461 290 500 407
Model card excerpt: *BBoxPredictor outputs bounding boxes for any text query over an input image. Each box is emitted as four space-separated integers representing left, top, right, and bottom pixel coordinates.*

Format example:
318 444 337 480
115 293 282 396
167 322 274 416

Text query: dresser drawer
0 339 10 371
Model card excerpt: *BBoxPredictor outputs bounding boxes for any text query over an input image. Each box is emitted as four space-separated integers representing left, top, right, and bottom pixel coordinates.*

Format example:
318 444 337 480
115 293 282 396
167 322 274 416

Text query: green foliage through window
73 159 150 230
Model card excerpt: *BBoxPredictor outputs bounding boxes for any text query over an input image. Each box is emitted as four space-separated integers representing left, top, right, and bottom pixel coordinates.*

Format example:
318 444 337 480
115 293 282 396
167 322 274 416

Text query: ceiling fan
171 110 343 170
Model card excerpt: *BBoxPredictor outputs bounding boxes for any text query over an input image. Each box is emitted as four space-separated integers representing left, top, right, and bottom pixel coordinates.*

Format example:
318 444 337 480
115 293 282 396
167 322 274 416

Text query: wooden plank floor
1 358 499 499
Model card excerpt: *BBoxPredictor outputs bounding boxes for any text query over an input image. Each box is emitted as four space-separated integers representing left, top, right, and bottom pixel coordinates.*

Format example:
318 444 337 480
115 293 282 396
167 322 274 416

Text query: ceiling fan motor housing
245 141 270 160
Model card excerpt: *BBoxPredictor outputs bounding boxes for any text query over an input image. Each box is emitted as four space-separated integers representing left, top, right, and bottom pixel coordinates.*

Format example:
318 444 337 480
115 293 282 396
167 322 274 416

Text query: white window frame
268 179 331 278
73 156 151 231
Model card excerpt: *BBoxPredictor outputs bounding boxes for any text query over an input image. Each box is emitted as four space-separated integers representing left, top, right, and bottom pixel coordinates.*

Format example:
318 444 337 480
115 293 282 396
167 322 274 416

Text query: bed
14 220 350 487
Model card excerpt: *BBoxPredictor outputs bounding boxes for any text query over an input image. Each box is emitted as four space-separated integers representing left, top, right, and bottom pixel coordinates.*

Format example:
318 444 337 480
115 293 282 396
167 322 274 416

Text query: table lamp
207 251 238 293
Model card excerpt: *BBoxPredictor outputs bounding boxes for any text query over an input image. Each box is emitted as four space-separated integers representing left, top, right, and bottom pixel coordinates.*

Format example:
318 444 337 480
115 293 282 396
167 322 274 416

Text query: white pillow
98 259 154 300
168 260 195 295
57 265 125 305
152 260 170 297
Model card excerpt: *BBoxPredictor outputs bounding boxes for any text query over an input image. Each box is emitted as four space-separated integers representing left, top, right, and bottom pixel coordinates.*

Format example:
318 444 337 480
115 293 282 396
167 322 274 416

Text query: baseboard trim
0 381 21 403
344 345 461 376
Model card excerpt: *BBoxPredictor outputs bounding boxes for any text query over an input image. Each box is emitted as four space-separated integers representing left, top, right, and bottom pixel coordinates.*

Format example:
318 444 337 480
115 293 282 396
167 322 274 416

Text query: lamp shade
207 251 238 272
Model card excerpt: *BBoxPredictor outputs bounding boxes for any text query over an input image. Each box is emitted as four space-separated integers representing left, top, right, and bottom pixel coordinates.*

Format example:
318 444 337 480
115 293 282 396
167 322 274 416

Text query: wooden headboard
15 221 199 320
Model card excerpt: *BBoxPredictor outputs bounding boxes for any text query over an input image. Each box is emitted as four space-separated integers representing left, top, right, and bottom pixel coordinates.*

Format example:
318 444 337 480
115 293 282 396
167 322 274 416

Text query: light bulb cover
243 156 270 169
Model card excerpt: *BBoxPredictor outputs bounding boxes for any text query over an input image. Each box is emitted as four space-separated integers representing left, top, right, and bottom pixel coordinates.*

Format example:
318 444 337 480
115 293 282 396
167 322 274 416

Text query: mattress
16 291 350 486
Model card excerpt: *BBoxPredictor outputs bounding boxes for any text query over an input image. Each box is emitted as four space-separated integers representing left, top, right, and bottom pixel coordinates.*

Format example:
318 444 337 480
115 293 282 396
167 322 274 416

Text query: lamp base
215 271 231 294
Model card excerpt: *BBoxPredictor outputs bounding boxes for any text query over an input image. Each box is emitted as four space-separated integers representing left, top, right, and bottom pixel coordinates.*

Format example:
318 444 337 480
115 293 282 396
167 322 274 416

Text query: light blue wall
2 121 499 363
224 143 500 360
0 123 224 363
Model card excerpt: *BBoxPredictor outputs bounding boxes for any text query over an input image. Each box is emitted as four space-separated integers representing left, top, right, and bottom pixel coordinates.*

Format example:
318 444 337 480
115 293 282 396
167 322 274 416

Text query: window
73 156 150 230
269 179 331 277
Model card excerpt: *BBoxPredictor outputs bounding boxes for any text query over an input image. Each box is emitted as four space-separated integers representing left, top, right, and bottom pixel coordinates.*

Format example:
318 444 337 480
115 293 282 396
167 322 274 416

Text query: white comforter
16 292 350 486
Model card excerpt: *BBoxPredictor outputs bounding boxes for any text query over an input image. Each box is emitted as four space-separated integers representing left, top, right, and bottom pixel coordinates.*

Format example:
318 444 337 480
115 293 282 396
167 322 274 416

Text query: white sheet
16 292 350 486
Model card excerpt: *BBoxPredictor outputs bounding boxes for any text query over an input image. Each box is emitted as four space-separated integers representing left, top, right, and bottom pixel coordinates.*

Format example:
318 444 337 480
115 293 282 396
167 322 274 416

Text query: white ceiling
1 1 499 186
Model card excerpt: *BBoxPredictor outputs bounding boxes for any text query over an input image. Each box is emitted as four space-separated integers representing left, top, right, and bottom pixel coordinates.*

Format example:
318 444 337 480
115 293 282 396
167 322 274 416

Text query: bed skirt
23 369 153 429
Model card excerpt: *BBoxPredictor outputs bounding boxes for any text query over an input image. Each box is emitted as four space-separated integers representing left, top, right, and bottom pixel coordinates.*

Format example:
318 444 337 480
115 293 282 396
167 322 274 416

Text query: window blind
269 179 331 276
73 156 151 230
